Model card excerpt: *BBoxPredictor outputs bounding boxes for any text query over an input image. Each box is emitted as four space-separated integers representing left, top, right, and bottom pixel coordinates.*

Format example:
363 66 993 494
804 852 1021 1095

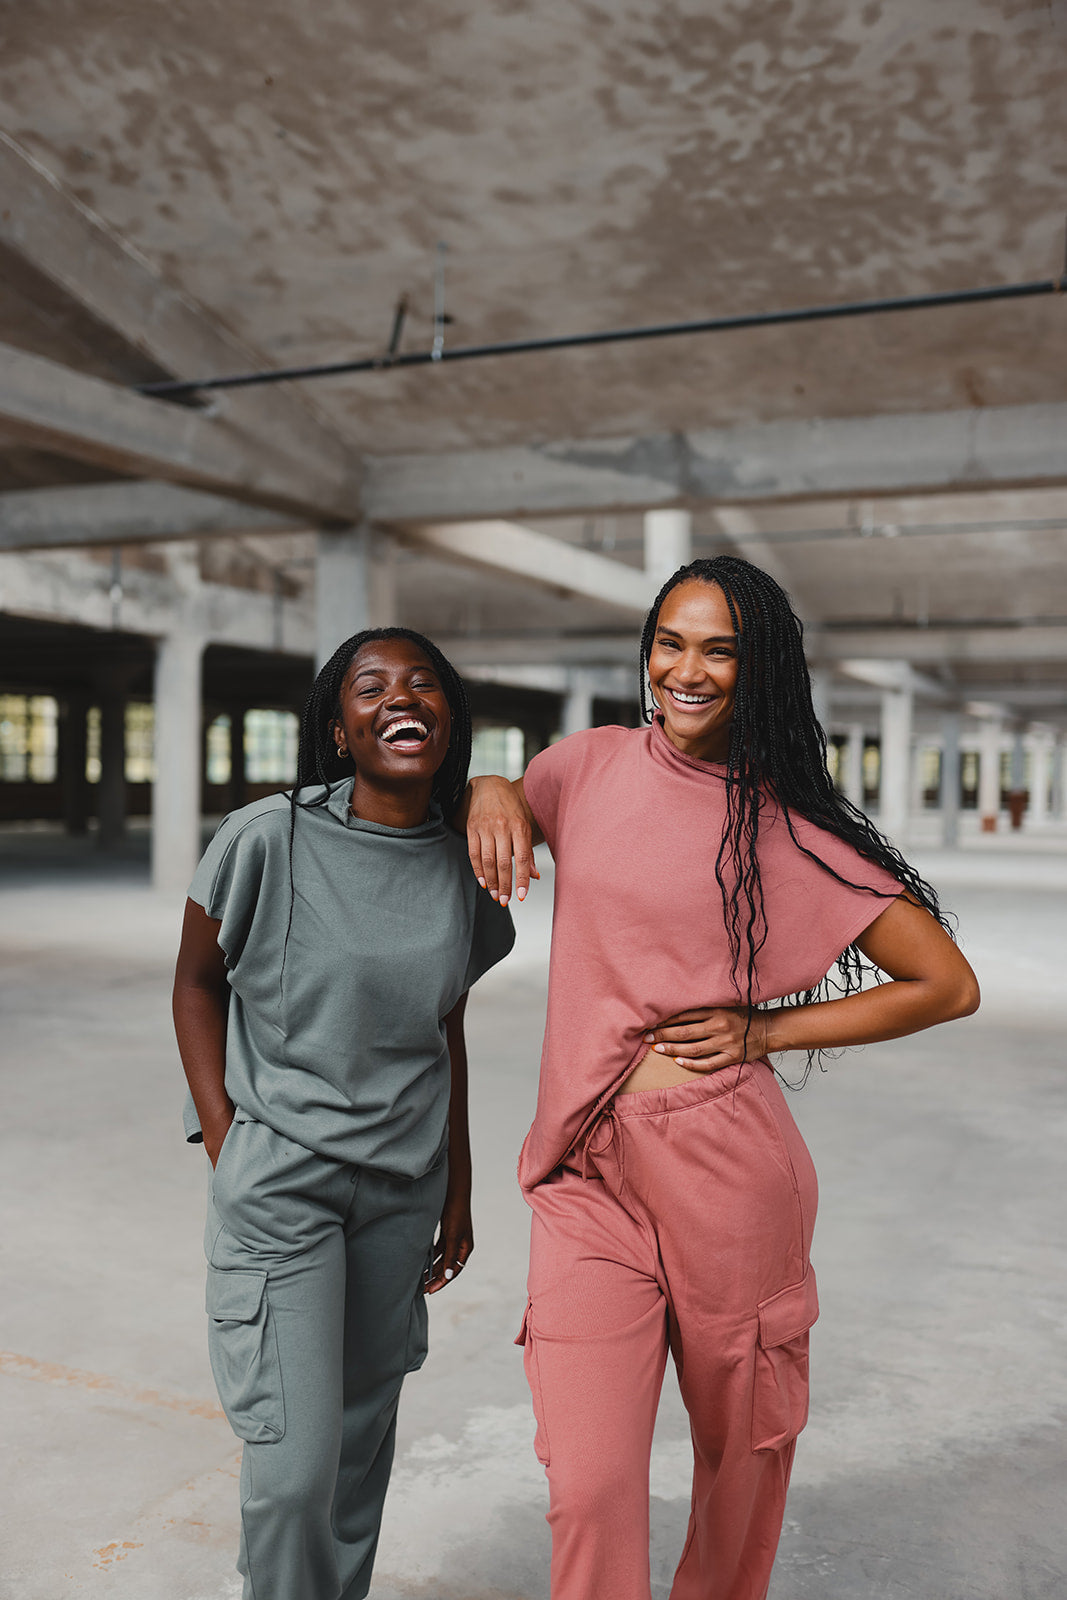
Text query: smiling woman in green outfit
172 628 513 1600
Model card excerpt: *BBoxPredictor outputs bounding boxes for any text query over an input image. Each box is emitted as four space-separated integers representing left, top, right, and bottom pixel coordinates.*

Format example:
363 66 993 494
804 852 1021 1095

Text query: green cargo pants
204 1115 448 1600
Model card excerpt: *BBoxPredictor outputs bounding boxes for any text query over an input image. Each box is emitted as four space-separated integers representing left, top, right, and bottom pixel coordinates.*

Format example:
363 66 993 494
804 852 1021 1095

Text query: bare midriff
617 1045 717 1094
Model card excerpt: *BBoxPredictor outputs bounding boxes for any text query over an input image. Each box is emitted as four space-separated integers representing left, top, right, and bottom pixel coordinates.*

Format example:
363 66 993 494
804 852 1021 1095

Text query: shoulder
526 725 639 788
768 803 904 895
208 791 297 850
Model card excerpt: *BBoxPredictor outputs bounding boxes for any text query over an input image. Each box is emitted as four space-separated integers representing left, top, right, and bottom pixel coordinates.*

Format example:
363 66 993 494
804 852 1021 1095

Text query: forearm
445 1037 471 1191
763 972 979 1056
172 983 234 1140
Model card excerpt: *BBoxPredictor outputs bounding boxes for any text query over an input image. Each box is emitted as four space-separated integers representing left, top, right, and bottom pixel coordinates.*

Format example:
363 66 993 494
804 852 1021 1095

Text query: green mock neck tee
185 780 514 1175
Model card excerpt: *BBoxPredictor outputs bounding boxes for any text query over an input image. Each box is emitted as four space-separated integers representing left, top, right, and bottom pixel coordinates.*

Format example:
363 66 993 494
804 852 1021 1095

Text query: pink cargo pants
518 1061 820 1600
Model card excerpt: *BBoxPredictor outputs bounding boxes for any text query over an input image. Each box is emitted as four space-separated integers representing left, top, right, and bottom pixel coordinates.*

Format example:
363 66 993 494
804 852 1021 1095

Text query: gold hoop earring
336 744 347 759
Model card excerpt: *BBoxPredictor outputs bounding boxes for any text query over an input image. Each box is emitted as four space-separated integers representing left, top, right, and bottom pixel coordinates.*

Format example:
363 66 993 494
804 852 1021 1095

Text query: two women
172 628 514 1600
466 555 979 1600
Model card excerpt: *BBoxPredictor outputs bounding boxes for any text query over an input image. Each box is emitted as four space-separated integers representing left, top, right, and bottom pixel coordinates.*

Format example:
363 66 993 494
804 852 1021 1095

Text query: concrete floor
1 828 1066 1600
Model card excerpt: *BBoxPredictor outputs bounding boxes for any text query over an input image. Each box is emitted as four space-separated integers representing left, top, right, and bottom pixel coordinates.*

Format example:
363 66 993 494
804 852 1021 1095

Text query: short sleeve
755 813 906 999
523 735 591 853
462 890 515 991
187 812 271 965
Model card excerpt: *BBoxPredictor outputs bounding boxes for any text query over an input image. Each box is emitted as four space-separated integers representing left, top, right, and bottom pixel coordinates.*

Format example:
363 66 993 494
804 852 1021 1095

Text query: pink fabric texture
515 718 904 1597
519 718 902 1188
519 1067 819 1600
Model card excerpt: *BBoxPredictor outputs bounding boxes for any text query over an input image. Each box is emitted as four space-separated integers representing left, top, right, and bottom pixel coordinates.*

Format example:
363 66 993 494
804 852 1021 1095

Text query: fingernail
517 886 526 901
500 894 509 906
490 890 498 901
643 1033 654 1043
477 877 486 888
654 1043 665 1053
444 1268 454 1280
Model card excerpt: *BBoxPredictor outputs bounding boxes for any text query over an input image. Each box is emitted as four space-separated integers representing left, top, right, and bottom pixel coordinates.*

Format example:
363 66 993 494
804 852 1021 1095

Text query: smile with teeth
666 688 715 707
380 718 430 747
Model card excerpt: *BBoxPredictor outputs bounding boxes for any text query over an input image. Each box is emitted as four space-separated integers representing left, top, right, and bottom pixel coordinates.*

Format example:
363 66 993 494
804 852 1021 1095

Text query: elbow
947 970 981 1021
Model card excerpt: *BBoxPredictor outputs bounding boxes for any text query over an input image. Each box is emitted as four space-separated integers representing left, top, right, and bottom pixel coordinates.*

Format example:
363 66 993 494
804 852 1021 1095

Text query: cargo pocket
205 1267 285 1443
515 1300 550 1466
751 1266 819 1453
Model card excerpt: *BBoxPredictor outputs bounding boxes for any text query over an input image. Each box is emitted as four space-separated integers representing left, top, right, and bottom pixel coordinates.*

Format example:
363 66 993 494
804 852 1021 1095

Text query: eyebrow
655 627 736 644
351 663 438 681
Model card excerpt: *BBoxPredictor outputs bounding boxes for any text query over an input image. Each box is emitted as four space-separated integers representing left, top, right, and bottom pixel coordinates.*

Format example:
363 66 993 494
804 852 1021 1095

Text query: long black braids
639 555 951 1083
280 626 473 987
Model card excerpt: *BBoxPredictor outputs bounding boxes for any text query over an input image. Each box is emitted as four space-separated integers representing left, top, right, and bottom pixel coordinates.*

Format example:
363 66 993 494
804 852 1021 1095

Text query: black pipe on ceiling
135 274 1066 402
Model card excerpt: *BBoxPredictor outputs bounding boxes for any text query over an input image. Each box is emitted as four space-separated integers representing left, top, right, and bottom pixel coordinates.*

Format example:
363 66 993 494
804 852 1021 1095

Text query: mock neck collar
323 777 446 836
647 713 731 781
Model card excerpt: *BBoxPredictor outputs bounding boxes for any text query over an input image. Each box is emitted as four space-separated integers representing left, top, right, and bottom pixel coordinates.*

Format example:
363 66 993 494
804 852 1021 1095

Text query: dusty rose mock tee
519 717 903 1190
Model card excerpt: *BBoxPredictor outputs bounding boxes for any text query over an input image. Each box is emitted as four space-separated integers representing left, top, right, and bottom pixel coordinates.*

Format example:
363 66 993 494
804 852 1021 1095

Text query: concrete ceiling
0 0 1065 725
1 0 1065 453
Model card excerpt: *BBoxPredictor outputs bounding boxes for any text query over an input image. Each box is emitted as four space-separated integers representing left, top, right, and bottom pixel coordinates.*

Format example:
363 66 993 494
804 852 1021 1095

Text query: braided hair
281 627 473 985
639 555 951 1081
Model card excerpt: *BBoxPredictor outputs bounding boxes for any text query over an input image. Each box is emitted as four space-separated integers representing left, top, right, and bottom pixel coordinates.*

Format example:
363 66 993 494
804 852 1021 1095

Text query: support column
643 509 692 590
315 525 399 670
61 690 90 837
977 716 1002 832
1007 725 1027 831
152 631 204 894
96 675 128 850
228 706 246 812
844 723 866 808
1028 732 1052 826
1051 736 1067 821
878 686 913 842
808 668 831 735
561 669 597 738
940 712 961 849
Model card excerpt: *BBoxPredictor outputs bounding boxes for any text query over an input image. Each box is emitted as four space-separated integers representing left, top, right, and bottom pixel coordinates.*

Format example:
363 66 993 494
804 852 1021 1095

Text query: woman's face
332 638 452 789
647 579 739 762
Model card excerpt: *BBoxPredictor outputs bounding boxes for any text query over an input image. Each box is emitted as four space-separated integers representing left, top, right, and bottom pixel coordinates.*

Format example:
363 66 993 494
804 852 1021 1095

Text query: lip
663 686 718 713
375 710 435 751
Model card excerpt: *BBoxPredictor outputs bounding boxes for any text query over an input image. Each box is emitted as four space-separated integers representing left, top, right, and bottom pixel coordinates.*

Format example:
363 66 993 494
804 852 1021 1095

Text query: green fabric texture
185 780 514 1174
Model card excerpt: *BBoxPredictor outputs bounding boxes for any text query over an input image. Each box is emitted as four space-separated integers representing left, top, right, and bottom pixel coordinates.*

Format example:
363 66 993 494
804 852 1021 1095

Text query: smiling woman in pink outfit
462 557 979 1600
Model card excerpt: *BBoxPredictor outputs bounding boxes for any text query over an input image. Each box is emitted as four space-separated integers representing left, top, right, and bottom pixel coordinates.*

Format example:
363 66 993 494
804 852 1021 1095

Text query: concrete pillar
315 525 399 670
1051 737 1067 821
909 739 928 814
940 712 961 849
152 631 204 894
96 679 128 850
644 509 692 590
809 668 831 735
61 691 91 837
228 706 246 812
1029 733 1052 825
561 669 597 738
1007 725 1027 830
844 723 866 808
878 686 913 842
977 717 1003 832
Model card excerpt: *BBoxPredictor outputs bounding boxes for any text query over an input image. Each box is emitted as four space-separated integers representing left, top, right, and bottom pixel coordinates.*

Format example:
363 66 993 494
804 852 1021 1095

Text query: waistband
564 1059 761 1193
611 1058 758 1119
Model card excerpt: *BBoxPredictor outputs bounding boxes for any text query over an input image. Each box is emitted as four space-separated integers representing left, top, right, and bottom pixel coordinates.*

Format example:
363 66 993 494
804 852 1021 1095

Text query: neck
657 715 731 764
348 773 434 828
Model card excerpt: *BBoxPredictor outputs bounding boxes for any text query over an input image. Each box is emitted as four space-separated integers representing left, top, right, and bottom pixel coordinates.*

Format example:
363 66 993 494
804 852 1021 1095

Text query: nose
674 649 709 686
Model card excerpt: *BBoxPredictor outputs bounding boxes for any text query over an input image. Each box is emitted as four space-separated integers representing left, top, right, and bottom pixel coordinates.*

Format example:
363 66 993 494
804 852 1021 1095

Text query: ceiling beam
0 132 357 501
0 343 358 522
400 520 652 612
363 402 1067 523
0 481 300 550
433 621 1067 670
815 624 1067 666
